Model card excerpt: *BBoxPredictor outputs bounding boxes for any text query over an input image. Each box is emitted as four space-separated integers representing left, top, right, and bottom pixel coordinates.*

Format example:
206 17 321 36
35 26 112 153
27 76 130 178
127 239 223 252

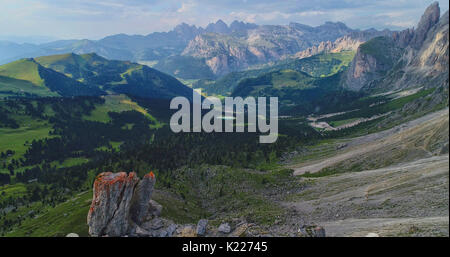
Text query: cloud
177 2 196 13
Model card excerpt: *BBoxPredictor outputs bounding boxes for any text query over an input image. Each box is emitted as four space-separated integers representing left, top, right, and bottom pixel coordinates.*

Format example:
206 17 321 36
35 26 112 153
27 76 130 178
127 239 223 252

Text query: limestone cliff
343 2 448 92
294 30 393 59
182 22 361 76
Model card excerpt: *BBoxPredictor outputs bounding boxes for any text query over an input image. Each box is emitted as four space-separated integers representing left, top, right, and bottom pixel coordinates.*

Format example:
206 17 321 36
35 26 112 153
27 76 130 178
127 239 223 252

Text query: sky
0 0 448 41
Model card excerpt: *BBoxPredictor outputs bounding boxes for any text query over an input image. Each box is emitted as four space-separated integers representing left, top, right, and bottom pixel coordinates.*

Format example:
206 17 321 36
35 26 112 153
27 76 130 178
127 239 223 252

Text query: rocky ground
82 108 448 237
279 108 449 236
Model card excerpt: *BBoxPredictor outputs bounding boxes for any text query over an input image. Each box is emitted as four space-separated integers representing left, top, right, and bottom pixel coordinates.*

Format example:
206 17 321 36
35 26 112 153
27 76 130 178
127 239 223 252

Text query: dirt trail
321 216 449 237
293 108 449 175
283 108 449 236
284 155 449 236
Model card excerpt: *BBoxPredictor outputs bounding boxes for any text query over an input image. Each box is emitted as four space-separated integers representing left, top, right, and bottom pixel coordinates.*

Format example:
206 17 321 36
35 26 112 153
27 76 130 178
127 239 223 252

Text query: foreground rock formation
87 171 157 236
87 171 327 237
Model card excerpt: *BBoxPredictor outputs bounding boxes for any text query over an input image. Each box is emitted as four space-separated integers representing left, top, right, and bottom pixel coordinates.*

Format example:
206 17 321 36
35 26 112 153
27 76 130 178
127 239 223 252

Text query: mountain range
1 3 447 112
0 53 192 99
1 19 393 77
344 2 449 94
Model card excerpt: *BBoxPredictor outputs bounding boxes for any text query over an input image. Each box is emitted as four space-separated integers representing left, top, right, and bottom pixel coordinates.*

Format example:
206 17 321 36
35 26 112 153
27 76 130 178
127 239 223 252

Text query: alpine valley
0 2 448 237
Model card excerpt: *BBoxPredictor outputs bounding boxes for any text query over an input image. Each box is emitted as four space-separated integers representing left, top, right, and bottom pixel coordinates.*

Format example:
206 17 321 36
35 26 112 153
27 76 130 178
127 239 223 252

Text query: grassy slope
0 57 105 97
0 121 53 159
5 191 91 237
36 52 193 99
0 59 59 97
0 59 44 87
320 88 437 123
0 183 27 201
83 94 163 128
0 76 58 98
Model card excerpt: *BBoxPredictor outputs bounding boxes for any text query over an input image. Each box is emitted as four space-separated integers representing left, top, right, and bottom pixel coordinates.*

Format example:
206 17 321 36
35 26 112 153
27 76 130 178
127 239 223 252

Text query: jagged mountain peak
344 2 448 92
411 1 441 49
230 20 258 32
173 22 201 33
205 19 231 34
214 19 228 26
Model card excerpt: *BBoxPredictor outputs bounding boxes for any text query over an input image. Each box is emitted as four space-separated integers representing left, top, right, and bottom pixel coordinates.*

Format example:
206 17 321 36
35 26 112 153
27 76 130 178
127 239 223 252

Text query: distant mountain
0 19 392 78
0 41 44 65
0 35 58 44
0 21 207 65
0 53 193 99
0 39 134 65
294 30 393 59
225 51 354 111
194 51 355 96
182 22 389 76
230 68 345 114
153 55 215 80
344 2 449 93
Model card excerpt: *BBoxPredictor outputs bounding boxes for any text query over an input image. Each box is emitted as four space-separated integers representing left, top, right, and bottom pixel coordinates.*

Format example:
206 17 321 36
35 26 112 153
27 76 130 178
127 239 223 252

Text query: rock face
87 171 155 237
344 36 402 91
129 172 156 225
410 2 441 49
294 30 393 59
182 21 385 76
344 2 448 92
86 172 330 238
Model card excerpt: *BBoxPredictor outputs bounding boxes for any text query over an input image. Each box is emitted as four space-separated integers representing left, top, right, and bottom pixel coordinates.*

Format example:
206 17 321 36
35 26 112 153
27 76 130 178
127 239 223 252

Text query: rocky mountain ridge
294 30 393 59
0 52 194 99
0 19 393 77
344 2 449 93
182 22 389 75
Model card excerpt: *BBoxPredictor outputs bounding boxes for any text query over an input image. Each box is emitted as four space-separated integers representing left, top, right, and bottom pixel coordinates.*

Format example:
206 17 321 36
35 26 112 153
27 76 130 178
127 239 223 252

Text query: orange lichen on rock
144 171 155 179
89 172 137 214
87 171 160 236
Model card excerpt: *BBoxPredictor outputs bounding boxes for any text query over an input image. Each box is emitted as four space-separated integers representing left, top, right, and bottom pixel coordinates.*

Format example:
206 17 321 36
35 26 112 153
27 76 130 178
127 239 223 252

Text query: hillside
181 21 380 75
0 58 104 97
283 108 449 236
344 4 449 93
0 53 194 99
152 55 215 80
194 51 354 96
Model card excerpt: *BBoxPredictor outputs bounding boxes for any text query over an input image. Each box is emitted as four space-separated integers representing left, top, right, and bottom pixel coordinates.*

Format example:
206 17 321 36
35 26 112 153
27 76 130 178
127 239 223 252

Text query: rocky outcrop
295 30 393 59
129 172 156 225
86 171 328 237
377 6 448 93
344 2 448 92
182 21 389 76
87 171 156 237
344 36 402 91
410 2 441 49
205 20 231 34
87 172 139 236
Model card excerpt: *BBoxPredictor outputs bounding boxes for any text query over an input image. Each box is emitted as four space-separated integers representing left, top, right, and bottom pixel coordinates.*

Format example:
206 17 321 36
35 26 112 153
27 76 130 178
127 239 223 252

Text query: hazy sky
0 0 448 41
